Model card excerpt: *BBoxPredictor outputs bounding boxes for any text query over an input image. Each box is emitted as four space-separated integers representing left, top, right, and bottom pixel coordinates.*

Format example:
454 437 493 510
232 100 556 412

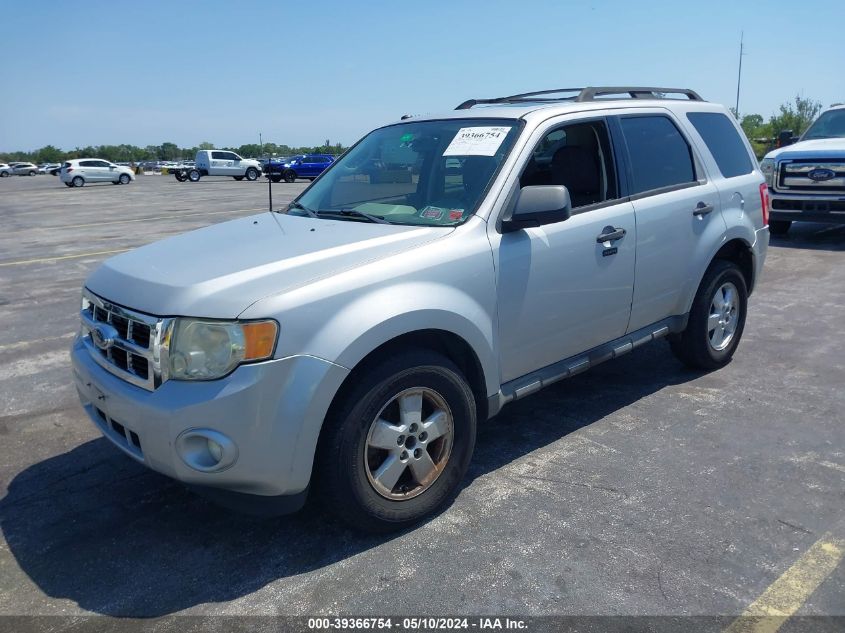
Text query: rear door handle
693 202 715 216
596 227 626 243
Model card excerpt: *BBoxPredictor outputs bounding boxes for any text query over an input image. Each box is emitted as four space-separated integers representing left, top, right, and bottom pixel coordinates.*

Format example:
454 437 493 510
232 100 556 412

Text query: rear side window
620 115 696 194
687 112 753 178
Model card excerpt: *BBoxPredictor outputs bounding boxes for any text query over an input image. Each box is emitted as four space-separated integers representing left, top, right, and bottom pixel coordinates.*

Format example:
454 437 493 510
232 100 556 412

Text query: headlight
168 319 278 380
760 158 775 186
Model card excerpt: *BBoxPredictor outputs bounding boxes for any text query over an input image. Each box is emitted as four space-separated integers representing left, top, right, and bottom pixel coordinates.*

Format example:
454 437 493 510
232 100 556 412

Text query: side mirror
501 185 572 233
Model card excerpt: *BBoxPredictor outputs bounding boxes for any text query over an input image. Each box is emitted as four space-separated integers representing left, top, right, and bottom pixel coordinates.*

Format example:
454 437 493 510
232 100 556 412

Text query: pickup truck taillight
759 183 770 226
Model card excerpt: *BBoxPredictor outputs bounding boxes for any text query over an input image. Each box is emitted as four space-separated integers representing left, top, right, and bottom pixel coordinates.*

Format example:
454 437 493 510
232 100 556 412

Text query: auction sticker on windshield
443 127 510 156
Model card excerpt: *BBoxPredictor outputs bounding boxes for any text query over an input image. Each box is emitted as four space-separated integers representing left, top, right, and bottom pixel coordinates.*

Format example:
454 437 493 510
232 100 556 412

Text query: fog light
207 438 223 463
175 429 238 472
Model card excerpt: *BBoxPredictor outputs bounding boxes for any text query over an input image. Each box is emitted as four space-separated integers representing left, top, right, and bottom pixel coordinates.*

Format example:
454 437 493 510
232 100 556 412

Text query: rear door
614 111 726 332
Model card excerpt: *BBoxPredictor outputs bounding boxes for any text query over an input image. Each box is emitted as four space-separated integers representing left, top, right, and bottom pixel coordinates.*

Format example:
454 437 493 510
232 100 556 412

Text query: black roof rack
455 86 703 110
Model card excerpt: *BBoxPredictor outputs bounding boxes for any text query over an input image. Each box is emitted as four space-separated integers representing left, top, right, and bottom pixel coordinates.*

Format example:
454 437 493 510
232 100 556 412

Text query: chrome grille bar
80 289 171 391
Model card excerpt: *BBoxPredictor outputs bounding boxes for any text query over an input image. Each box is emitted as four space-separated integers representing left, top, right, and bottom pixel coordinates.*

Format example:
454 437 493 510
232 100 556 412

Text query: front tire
317 350 477 533
72 176 84 188
245 167 259 181
271 174 282 183
768 220 791 235
283 169 296 183
233 176 244 181
670 260 748 370
118 174 131 185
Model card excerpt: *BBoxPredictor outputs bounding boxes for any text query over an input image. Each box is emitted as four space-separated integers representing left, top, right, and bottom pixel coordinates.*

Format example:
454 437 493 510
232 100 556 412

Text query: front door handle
596 227 626 243
693 202 715 216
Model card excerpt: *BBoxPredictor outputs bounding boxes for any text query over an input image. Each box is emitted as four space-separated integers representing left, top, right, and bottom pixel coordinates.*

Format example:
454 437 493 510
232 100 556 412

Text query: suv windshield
287 118 522 226
802 109 845 140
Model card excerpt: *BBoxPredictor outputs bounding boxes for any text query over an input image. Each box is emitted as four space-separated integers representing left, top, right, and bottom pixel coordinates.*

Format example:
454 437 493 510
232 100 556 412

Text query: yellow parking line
0 248 131 267
724 533 845 633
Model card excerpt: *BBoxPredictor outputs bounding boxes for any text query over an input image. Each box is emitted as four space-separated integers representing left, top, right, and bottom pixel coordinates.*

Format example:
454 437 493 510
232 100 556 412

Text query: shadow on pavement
769 222 845 251
0 343 698 617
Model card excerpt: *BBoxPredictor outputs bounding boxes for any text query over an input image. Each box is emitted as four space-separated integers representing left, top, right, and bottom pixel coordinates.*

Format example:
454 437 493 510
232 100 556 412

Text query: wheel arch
712 238 754 294
327 328 489 428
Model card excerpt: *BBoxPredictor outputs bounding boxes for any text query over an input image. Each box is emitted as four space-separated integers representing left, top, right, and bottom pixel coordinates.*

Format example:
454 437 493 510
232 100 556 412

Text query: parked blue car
264 154 335 183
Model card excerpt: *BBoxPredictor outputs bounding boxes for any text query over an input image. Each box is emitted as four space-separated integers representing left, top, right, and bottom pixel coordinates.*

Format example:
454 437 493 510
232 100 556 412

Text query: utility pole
735 31 745 116
259 132 263 157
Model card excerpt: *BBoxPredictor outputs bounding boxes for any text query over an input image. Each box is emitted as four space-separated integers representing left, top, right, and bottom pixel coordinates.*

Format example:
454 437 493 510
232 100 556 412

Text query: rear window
687 112 753 178
620 115 696 195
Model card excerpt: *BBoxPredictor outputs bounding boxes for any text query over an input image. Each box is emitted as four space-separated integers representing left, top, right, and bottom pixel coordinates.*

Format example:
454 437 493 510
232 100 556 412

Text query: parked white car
60 159 135 187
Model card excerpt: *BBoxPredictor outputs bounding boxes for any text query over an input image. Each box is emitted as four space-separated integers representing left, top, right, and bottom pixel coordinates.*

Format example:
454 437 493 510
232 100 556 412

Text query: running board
488 315 688 417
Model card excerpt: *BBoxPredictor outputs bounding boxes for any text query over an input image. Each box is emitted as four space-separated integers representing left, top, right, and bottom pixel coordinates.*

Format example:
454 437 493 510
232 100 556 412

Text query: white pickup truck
172 150 262 182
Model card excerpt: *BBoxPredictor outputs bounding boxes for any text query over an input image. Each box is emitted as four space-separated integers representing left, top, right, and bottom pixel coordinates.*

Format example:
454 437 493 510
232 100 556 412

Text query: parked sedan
60 159 135 187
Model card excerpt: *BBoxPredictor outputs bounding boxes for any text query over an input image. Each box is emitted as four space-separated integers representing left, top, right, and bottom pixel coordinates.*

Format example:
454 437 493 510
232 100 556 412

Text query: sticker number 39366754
443 127 510 157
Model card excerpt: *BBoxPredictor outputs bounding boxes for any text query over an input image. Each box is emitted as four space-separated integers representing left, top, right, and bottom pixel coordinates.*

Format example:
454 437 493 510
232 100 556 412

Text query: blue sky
1 0 842 151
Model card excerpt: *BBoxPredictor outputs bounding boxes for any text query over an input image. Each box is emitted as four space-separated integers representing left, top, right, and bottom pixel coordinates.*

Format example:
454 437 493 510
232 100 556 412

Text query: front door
493 117 636 384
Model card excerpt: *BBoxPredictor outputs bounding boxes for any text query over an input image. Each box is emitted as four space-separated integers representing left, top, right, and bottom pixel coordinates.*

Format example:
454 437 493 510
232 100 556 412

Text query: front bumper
769 192 845 223
71 336 349 500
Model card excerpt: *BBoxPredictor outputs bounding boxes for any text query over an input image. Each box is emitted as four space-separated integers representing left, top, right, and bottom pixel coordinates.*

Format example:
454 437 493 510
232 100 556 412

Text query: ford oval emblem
91 324 118 350
808 168 836 182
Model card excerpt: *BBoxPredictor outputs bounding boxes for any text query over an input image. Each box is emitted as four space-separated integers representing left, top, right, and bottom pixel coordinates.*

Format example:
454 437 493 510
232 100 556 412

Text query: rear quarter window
686 112 753 178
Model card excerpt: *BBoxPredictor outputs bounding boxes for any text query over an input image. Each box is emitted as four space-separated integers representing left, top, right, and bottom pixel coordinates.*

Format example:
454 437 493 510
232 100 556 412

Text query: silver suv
71 86 769 532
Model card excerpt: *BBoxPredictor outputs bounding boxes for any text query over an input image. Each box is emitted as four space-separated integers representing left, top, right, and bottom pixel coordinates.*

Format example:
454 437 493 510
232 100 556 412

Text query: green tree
769 95 822 137
34 145 63 163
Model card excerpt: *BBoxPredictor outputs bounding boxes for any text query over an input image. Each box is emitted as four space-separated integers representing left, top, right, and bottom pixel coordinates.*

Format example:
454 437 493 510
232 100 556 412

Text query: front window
287 118 522 226
802 109 845 140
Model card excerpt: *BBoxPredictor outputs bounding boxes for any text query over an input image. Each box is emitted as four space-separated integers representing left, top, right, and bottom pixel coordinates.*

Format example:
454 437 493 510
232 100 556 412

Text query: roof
395 98 728 127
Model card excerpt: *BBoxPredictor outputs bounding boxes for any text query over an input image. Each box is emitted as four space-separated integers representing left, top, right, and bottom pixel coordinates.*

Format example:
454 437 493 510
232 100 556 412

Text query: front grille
81 289 166 391
95 407 143 455
777 160 845 193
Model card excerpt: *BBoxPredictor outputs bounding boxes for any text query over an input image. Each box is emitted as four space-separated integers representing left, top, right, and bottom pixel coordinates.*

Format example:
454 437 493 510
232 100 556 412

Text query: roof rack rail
455 86 703 109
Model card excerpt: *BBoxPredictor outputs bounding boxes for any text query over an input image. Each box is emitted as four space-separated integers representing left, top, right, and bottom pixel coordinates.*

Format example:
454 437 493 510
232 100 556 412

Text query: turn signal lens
243 321 278 360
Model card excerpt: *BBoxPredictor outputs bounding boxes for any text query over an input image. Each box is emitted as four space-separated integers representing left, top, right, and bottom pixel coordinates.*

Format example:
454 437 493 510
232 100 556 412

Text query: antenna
261 131 273 213
735 31 746 115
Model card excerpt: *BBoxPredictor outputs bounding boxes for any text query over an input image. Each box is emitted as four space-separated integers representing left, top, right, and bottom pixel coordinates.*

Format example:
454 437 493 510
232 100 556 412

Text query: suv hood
85 213 451 318
765 137 845 160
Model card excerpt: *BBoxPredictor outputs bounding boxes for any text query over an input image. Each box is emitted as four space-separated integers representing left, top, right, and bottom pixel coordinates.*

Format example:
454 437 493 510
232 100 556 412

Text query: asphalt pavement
0 174 842 628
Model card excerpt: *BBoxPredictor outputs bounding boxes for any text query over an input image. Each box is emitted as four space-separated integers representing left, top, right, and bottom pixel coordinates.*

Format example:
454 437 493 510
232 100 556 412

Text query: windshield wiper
286 201 319 218
318 208 392 224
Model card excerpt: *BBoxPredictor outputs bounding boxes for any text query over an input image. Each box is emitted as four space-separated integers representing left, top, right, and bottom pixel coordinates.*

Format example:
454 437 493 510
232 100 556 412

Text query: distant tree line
0 139 347 164
733 95 829 158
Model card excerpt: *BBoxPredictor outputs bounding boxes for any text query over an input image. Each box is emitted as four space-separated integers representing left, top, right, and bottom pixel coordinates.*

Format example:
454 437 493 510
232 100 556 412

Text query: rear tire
316 349 477 533
271 174 282 183
64 182 73 187
0 171 9 177
768 220 791 235
233 176 244 181
29 171 36 176
175 172 187 182
188 169 201 182
283 170 296 183
669 260 747 370
72 176 84 188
